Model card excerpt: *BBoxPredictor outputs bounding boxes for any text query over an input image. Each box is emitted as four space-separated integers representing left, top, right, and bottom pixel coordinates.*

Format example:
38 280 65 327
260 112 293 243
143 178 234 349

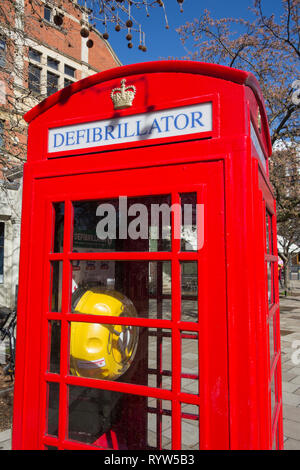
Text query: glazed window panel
265 211 270 253
46 382 60 437
44 5 52 22
50 261 63 312
181 404 199 450
267 262 275 306
47 71 59 96
147 399 172 450
67 385 171 449
269 313 275 367
0 38 6 67
28 63 41 94
180 192 197 251
71 260 172 321
270 370 278 422
181 331 199 395
72 195 172 253
181 261 198 322
52 202 64 253
69 324 172 389
265 210 274 254
48 320 61 374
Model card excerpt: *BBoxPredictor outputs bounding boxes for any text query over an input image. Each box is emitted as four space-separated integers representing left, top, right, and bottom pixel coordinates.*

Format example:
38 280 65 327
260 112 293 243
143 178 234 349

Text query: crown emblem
111 79 136 110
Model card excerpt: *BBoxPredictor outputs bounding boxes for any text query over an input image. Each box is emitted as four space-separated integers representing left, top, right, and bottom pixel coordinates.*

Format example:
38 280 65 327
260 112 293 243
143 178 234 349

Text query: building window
27 46 77 96
64 64 75 78
28 63 41 94
47 57 59 71
44 5 52 22
0 38 6 67
0 121 4 148
64 78 73 88
29 47 42 63
47 71 59 96
0 223 4 284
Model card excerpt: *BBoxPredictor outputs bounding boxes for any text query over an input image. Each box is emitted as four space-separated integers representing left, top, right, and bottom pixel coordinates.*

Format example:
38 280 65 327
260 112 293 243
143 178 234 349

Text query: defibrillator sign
48 102 212 153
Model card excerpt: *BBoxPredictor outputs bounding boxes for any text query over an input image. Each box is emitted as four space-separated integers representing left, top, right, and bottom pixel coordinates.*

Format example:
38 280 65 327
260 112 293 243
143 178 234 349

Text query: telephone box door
16 159 228 450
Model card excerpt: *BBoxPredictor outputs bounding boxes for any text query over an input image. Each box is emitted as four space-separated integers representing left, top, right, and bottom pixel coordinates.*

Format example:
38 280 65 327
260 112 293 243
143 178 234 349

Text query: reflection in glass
47 382 60 437
267 262 274 306
71 260 171 320
147 399 172 450
270 372 277 420
72 195 172 253
269 314 275 367
266 212 270 253
181 331 199 395
53 202 64 253
180 193 197 251
68 386 171 449
50 261 62 312
181 404 199 450
49 320 61 374
181 262 198 322
147 329 172 390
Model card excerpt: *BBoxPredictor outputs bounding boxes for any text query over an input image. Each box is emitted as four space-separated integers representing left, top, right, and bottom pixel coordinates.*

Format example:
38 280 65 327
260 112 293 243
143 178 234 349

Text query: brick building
0 0 121 308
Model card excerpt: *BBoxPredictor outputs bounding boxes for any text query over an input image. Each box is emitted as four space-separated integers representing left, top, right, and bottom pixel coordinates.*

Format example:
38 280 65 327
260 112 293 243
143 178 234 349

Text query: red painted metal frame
12 60 281 450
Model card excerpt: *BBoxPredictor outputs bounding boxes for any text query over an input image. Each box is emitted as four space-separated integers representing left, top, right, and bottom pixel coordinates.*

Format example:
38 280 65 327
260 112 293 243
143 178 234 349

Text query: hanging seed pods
80 27 89 38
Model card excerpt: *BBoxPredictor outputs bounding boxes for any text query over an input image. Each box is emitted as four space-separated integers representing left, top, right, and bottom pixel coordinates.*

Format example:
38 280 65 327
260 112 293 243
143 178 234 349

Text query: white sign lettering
48 102 212 153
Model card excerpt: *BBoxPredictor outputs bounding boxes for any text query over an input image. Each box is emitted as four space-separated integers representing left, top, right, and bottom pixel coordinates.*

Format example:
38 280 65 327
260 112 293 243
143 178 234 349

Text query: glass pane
69 324 171 389
265 211 270 253
270 371 278 421
50 261 62 312
267 262 274 306
181 404 199 450
266 211 273 254
29 48 41 63
147 399 171 450
64 78 74 88
47 56 59 70
53 202 64 253
72 195 172 252
71 260 171 320
181 261 198 322
269 314 275 367
64 64 75 77
47 382 59 437
28 63 41 93
181 193 197 251
44 6 51 22
0 39 6 67
48 320 61 374
147 329 172 389
68 386 171 449
47 71 59 96
181 331 199 395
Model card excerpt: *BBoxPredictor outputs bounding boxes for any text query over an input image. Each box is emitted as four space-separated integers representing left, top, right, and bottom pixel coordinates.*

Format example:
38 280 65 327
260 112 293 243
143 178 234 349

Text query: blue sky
104 0 283 65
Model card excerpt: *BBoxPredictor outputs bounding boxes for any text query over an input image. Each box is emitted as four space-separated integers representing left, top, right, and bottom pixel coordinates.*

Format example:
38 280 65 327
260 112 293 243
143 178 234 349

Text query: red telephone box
12 61 283 450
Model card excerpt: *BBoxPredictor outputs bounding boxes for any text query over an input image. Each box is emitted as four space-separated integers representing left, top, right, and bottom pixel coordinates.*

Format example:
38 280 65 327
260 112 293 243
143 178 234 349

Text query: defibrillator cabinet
12 61 283 450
